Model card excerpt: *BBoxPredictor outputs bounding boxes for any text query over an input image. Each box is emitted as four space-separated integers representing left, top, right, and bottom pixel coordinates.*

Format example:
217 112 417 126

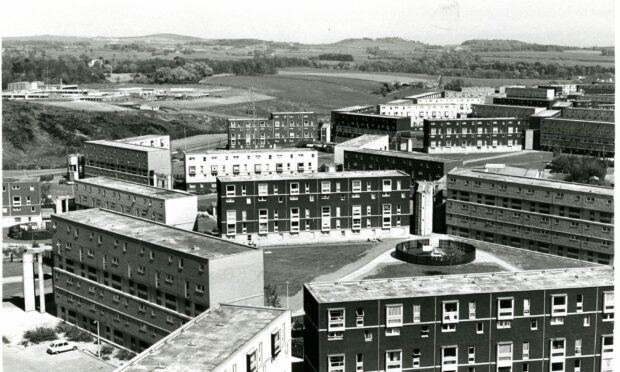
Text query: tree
550 155 607 185
443 78 466 91
264 284 282 308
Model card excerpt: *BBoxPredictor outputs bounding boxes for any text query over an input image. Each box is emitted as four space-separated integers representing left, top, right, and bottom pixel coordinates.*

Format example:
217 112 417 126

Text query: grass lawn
464 151 554 170
474 243 598 271
264 242 375 297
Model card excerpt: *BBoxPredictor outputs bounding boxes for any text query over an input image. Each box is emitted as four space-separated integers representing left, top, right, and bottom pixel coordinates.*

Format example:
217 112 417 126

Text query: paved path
462 150 537 165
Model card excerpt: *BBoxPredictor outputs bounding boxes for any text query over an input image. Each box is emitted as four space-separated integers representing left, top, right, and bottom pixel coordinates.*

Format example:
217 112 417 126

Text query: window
271 329 281 358
290 182 299 195
386 304 403 328
407 349 424 370
441 346 458 372
385 350 402 371
421 326 429 338
523 298 530 316
468 346 475 364
352 180 361 192
530 319 538 330
413 304 420 323
497 297 514 328
321 181 331 194
574 338 582 356
468 301 476 319
522 342 529 359
497 343 513 369
195 284 205 293
603 292 614 320
226 185 235 197
583 315 591 327
476 322 484 334
356 354 363 372
382 179 392 192
355 308 364 327
442 301 459 325
258 183 268 196
328 309 344 339
328 355 345 372
364 330 373 342
385 327 400 336
601 335 613 372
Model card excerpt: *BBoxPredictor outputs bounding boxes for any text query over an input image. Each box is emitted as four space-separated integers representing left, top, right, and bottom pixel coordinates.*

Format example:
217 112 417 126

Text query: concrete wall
209 250 264 307
165 196 198 230
334 136 389 164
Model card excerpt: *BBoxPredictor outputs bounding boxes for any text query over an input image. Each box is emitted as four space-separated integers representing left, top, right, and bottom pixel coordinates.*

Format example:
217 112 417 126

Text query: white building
185 148 319 194
74 177 198 230
116 134 170 149
413 181 435 236
334 134 389 164
379 101 462 129
113 304 291 372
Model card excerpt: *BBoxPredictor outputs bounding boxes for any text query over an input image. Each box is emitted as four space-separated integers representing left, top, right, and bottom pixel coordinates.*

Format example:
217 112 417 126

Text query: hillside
460 39 573 52
2 101 218 169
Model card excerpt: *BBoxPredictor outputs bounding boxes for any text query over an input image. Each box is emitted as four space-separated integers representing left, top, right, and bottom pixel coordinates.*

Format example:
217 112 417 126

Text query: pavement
3 343 115 372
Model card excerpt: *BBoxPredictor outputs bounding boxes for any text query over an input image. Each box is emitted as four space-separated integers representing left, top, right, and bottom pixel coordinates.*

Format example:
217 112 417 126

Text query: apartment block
334 135 389 164
493 97 556 109
539 118 614 156
331 106 410 148
577 83 615 95
343 148 461 182
471 104 545 119
505 87 555 100
2 177 42 228
114 304 291 372
423 118 526 154
379 101 461 129
537 84 578 97
561 108 615 123
74 177 198 230
52 209 263 352
443 87 497 98
303 266 614 372
446 167 614 264
83 135 172 189
185 148 319 194
228 112 319 150
216 171 411 246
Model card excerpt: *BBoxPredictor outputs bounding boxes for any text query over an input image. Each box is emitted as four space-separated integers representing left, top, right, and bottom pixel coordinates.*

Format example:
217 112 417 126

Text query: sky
0 0 615 47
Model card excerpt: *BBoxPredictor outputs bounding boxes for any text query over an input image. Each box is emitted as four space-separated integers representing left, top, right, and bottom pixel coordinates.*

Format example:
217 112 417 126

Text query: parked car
47 340 77 354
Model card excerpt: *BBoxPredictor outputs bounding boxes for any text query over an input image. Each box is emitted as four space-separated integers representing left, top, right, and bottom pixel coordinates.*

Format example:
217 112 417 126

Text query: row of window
225 179 403 197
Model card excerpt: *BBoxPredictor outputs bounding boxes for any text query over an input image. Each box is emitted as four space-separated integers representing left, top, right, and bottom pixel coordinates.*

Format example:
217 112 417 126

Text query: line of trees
316 53 354 61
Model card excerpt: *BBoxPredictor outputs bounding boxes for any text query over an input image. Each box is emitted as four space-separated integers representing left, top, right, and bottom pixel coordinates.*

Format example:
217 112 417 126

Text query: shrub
23 327 57 344
3 336 10 344
54 323 73 334
101 344 114 356
64 326 93 342
20 340 29 347
116 349 136 361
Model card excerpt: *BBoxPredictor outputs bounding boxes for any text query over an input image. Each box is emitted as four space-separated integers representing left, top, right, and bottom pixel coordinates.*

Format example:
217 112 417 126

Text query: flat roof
333 105 375 112
116 134 169 143
335 134 388 147
271 111 316 114
53 209 255 259
116 305 287 372
380 102 460 107
542 117 613 125
76 177 193 200
335 111 407 119
531 110 561 117
85 140 167 152
3 177 40 183
345 148 462 164
218 170 408 182
449 168 613 196
228 117 271 121
473 103 544 111
552 102 573 108
425 117 518 122
306 266 613 303
494 97 553 102
186 148 317 156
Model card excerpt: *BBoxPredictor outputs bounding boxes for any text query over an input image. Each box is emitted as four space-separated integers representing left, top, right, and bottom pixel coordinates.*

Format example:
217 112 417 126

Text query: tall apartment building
379 101 461 129
2 178 42 228
446 167 614 264
577 83 615 95
216 171 411 246
505 87 555 100
471 104 545 119
493 97 556 109
561 107 615 123
334 135 389 164
83 135 172 189
303 266 614 372
74 177 198 230
539 118 614 156
423 118 526 154
228 112 319 150
114 304 291 372
332 109 411 149
184 148 319 194
343 148 461 182
52 209 264 352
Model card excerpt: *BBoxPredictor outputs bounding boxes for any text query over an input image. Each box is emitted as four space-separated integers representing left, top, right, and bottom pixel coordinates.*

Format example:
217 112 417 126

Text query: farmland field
277 69 435 83
476 50 614 67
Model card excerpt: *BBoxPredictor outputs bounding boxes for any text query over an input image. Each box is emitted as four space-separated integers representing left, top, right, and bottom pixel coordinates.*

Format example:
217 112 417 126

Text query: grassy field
263 242 376 298
277 69 436 83
476 50 615 67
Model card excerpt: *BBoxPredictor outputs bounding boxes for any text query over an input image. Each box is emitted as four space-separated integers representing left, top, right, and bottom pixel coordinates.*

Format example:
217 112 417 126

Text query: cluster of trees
2 54 108 89
356 51 615 80
132 60 213 84
549 155 607 185
316 53 354 61
443 78 468 91
461 39 570 52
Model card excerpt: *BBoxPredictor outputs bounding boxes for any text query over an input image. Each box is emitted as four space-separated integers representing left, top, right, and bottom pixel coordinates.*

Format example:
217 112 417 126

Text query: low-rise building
332 109 411 149
493 96 556 109
443 86 497 98
228 112 319 150
303 266 614 372
2 178 42 228
577 82 615 95
83 135 172 189
540 118 614 156
74 177 198 230
379 101 461 129
52 209 264 352
334 134 389 164
446 166 614 264
423 118 526 153
561 107 615 123
114 304 291 372
343 148 461 182
185 148 319 194
471 103 545 119
217 171 411 246
505 87 555 100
